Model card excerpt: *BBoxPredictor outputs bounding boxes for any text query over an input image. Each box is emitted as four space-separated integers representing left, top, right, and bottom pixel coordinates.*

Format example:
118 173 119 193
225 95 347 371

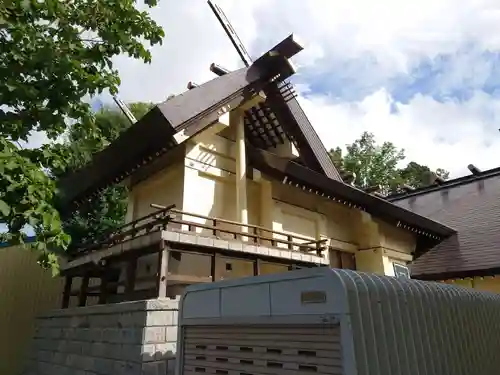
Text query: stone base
23 298 179 375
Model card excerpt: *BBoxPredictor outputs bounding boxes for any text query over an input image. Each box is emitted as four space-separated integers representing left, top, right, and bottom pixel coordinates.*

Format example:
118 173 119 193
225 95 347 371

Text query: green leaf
330 131 449 194
0 0 164 269
0 200 10 216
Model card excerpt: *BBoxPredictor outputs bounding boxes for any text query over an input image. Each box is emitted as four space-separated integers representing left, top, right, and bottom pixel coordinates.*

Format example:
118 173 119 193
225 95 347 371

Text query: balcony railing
70 204 328 258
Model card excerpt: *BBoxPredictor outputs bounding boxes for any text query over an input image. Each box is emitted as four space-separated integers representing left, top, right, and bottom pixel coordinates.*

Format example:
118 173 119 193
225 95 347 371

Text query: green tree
332 132 405 192
60 103 154 250
0 1 164 272
330 132 449 193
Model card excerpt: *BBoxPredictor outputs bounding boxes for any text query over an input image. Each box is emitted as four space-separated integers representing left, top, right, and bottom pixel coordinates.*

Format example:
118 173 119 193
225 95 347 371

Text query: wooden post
157 241 169 298
232 109 248 240
62 276 73 309
125 258 138 300
78 274 90 307
210 253 217 282
99 262 110 304
253 259 260 276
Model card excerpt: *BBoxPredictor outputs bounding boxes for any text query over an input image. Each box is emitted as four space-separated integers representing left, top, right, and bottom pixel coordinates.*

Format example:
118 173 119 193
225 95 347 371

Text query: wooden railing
168 208 327 255
70 204 328 257
69 204 176 256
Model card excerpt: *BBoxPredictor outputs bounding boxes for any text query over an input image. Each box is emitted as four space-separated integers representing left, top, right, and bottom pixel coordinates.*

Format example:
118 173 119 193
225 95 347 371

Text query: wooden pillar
259 179 273 229
78 274 90 307
124 258 138 300
98 263 110 304
232 109 248 237
253 259 260 276
156 241 169 298
210 253 217 282
62 276 73 309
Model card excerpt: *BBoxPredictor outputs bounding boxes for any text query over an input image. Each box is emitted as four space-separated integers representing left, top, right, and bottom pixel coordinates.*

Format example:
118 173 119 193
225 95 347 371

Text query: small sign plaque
301 291 327 304
393 263 411 279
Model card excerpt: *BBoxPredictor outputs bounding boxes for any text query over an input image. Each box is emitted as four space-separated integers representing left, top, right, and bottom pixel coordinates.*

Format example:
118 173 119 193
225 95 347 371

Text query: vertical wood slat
78 274 90 307
125 258 138 299
212 219 218 236
157 241 169 298
336 251 343 269
253 259 260 276
98 262 110 304
62 276 73 309
253 227 260 244
340 252 356 270
210 253 217 282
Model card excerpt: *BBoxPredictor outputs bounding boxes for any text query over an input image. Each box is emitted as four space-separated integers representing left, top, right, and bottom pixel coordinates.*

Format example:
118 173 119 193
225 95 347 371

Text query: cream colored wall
442 277 500 293
128 129 418 278
271 181 357 260
271 181 416 275
181 134 262 237
0 245 63 375
377 220 416 254
130 163 184 220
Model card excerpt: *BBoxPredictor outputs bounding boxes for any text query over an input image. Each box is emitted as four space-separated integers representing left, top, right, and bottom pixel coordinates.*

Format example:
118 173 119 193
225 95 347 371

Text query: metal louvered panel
181 325 343 375
180 268 500 375
335 269 500 375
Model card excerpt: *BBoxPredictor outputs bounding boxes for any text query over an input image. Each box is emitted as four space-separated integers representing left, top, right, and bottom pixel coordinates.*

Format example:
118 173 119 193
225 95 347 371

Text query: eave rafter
247 147 455 241
281 175 442 240
60 35 305 210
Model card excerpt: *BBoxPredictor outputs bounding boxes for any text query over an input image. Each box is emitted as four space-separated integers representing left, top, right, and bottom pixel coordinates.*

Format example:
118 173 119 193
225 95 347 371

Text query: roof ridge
388 165 500 201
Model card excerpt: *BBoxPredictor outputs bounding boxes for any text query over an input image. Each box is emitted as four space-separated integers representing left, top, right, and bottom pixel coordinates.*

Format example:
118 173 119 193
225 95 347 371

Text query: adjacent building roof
58 35 454 244
389 166 500 280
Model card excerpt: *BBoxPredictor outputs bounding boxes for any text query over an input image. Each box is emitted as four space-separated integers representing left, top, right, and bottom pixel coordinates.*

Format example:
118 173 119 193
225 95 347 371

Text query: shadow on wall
23 297 179 375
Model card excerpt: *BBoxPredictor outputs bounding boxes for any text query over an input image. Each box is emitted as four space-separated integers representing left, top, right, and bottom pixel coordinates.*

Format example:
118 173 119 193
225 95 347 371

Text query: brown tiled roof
57 35 452 244
58 36 342 207
390 170 500 279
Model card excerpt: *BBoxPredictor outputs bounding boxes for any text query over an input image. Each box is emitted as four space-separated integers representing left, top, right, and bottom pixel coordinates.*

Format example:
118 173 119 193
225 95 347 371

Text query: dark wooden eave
247 146 456 239
249 35 342 181
263 80 342 181
209 34 342 182
58 36 303 208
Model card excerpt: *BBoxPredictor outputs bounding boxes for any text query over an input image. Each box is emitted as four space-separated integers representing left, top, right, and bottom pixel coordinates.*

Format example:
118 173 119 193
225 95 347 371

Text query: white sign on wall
393 263 411 279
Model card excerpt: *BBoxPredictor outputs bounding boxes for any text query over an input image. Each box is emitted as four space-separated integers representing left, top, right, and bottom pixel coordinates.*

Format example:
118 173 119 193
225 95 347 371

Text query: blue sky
39 0 498 180
12 0 500 240
297 47 500 104
105 0 500 178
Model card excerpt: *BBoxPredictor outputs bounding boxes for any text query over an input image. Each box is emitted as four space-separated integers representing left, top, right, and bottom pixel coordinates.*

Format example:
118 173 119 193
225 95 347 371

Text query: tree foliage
60 103 154 250
330 131 449 194
0 0 164 272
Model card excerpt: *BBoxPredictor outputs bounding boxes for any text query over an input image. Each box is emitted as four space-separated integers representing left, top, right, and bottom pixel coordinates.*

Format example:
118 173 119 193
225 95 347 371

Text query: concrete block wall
23 298 179 375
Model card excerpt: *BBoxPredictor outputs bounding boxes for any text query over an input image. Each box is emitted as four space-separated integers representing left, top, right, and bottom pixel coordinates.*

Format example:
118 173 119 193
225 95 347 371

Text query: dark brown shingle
391 172 500 279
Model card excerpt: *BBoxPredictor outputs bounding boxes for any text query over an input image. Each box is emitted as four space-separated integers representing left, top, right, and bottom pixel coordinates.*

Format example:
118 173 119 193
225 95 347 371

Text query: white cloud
252 0 500 71
113 0 265 103
51 0 500 177
299 88 500 177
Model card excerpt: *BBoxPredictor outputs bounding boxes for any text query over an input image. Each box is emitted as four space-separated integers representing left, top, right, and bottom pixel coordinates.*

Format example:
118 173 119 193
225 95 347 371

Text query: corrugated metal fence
0 245 63 375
